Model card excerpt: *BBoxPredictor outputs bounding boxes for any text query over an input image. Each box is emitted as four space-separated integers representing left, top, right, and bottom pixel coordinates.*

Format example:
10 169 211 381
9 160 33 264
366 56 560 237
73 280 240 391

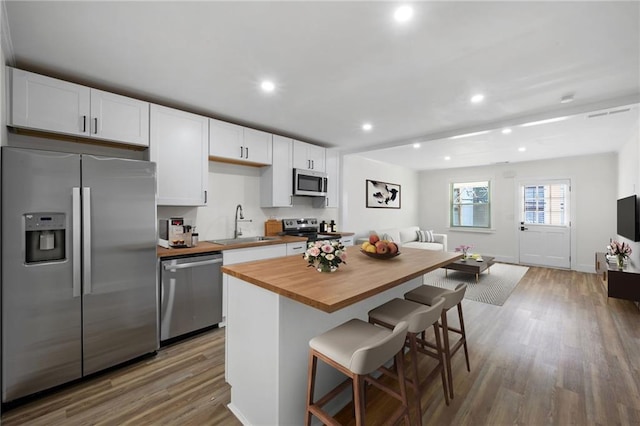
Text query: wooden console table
595 251 640 302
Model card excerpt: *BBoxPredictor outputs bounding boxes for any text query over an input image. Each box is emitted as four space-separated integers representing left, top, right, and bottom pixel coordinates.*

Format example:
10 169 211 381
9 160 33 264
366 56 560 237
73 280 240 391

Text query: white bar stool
305 319 411 426
368 297 448 425
404 283 470 399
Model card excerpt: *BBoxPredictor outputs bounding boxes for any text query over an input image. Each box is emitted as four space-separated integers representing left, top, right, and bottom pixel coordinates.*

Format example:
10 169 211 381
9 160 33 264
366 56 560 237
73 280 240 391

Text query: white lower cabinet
150 104 209 206
340 236 354 247
286 241 307 256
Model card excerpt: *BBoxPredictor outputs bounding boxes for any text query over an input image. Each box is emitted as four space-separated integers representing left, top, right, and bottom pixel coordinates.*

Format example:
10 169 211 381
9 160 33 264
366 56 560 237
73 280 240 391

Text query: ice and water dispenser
24 213 66 264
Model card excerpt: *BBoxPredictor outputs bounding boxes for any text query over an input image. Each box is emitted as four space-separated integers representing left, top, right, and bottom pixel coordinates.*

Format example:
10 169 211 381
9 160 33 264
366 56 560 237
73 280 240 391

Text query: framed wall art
366 180 401 209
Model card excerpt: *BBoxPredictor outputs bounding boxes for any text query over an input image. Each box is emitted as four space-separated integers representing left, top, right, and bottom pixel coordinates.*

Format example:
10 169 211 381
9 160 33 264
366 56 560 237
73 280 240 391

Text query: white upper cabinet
293 140 325 172
150 104 209 206
261 135 293 208
243 127 272 165
89 89 149 146
9 67 90 136
324 149 340 208
208 119 243 159
8 67 149 147
209 118 272 165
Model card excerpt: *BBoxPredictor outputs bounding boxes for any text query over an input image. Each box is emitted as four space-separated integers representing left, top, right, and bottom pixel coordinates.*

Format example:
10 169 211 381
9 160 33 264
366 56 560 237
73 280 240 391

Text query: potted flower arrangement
608 240 632 269
455 244 473 261
304 239 347 273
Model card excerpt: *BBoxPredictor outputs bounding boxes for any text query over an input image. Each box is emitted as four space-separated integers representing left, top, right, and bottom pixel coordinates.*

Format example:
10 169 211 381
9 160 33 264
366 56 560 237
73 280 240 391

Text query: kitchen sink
208 236 280 245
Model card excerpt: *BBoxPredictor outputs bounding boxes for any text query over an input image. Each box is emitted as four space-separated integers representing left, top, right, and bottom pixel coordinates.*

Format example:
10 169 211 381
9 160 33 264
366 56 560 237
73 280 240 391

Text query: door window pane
522 183 568 225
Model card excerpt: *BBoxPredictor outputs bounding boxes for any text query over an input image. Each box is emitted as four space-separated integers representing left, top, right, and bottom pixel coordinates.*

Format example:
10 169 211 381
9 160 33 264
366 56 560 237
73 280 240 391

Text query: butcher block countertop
222 246 462 313
156 235 307 258
157 232 355 258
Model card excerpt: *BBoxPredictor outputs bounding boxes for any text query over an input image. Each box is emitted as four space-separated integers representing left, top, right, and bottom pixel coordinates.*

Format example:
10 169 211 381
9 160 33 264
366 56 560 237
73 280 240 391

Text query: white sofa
373 226 447 251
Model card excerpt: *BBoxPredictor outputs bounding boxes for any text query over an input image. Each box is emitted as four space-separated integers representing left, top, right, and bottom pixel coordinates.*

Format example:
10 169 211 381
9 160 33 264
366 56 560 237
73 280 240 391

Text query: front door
518 180 571 269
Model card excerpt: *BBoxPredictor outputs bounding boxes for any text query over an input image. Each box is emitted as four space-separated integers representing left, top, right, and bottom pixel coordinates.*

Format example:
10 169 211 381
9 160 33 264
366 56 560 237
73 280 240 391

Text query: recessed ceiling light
521 116 568 127
471 94 485 104
502 128 512 134
413 143 421 149
449 130 490 140
362 123 373 131
444 156 451 161
260 80 275 92
560 94 574 104
394 5 414 22
518 147 526 152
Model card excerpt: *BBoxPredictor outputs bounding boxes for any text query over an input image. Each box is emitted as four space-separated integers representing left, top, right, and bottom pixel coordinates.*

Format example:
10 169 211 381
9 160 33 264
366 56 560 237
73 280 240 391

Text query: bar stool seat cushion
309 318 402 375
405 285 460 310
368 297 440 334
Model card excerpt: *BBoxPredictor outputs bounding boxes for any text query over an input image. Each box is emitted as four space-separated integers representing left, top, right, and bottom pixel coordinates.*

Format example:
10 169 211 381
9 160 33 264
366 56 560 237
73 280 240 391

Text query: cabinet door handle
240 146 244 158
82 115 87 133
93 118 98 134
290 195 293 206
204 190 208 204
245 147 249 159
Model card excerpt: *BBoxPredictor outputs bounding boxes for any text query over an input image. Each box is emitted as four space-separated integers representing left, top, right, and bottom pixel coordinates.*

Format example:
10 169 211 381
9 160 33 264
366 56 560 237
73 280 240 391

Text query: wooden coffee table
442 256 495 283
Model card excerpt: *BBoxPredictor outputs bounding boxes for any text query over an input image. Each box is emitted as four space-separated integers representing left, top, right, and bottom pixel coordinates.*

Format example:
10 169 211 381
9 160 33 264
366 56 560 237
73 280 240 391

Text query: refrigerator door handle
72 188 82 298
82 187 92 295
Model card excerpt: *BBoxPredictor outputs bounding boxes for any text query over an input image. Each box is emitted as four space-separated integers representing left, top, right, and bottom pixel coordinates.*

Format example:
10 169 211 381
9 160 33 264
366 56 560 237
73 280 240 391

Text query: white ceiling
3 1 640 170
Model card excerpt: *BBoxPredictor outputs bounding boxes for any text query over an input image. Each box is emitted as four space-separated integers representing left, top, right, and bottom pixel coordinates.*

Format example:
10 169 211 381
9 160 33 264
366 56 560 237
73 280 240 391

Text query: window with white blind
450 180 491 228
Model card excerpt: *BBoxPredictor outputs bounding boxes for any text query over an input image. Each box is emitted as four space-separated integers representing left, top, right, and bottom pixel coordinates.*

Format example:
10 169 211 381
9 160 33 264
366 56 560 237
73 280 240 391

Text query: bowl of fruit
360 233 400 259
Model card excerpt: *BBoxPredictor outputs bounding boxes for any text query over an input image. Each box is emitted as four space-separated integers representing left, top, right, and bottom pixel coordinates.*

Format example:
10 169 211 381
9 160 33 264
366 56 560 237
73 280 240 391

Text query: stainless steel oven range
281 217 341 242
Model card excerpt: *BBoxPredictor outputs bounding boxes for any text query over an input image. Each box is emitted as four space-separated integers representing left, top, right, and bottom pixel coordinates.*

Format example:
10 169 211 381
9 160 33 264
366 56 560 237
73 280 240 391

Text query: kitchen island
222 246 461 425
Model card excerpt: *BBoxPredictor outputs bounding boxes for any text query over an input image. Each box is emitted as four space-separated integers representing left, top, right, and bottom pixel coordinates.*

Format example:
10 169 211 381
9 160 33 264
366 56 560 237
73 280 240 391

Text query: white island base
225 274 422 425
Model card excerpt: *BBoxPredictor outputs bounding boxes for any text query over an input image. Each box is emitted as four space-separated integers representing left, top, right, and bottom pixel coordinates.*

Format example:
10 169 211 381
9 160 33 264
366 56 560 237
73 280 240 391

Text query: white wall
159 161 339 241
341 154 419 240
616 124 640 266
418 153 617 272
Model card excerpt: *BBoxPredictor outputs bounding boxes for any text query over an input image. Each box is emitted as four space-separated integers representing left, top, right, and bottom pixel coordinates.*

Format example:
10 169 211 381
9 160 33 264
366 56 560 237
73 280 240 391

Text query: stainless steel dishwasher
160 253 223 342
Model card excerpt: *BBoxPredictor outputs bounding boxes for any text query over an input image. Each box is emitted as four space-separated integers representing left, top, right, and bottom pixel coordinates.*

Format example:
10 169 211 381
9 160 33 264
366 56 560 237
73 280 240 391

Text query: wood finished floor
2 266 639 425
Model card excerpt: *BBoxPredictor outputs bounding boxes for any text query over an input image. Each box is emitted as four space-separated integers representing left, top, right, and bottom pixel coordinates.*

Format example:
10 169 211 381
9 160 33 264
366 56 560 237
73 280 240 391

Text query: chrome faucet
234 204 244 239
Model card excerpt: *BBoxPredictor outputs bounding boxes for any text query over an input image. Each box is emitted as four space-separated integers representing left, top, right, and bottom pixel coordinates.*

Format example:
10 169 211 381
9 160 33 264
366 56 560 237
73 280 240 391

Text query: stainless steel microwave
293 168 327 197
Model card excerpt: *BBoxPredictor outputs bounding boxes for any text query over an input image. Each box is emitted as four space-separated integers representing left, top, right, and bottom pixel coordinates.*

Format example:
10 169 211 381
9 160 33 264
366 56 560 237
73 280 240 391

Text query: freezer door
1 147 82 403
81 155 158 375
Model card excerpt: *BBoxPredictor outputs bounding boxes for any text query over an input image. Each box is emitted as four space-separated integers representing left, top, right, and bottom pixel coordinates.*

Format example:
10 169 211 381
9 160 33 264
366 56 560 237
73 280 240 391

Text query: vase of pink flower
608 240 632 269
455 244 473 261
304 239 347 272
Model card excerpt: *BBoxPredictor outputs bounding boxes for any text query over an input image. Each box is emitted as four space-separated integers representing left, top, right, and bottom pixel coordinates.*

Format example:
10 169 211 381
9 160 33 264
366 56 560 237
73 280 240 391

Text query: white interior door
518 180 571 269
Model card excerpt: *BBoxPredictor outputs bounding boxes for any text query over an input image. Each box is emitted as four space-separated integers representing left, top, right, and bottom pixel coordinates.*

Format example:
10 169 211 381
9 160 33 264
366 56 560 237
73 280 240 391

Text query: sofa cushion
399 226 420 243
375 228 401 244
417 229 435 242
403 241 444 251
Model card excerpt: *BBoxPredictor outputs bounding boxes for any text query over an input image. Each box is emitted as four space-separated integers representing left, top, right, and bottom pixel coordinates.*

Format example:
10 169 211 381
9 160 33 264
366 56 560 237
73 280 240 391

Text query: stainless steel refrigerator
1 147 158 403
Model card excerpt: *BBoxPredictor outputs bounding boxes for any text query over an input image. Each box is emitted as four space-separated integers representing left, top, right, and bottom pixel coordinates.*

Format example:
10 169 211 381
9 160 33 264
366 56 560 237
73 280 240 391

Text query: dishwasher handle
163 258 223 271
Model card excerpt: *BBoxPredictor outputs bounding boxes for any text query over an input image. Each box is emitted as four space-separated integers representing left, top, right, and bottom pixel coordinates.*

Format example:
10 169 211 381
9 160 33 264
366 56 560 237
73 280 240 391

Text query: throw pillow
417 229 435 243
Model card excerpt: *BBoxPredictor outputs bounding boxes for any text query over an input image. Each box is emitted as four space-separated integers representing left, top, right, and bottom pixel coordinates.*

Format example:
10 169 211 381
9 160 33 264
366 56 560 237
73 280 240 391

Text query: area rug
422 263 529 306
